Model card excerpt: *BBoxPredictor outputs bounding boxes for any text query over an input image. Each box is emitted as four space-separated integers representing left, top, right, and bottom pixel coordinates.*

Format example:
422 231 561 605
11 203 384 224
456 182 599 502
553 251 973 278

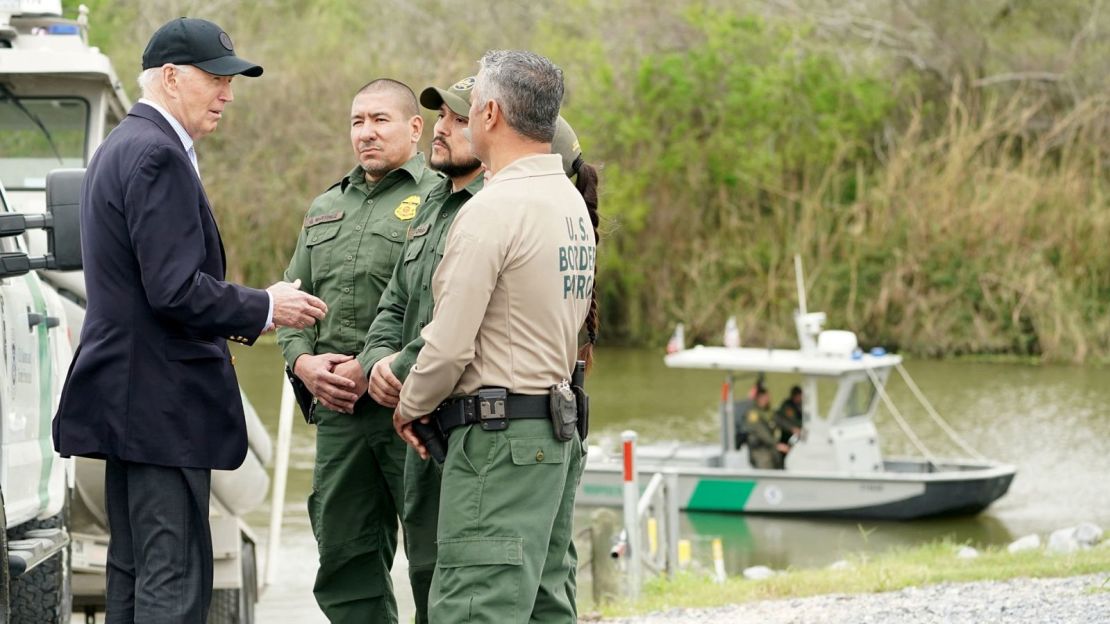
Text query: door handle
28 312 60 330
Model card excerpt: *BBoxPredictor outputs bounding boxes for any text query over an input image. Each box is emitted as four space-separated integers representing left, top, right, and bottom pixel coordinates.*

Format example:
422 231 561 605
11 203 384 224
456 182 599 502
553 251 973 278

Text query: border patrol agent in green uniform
393 50 595 624
356 76 484 624
357 76 591 622
775 385 804 445
278 79 441 624
745 389 787 469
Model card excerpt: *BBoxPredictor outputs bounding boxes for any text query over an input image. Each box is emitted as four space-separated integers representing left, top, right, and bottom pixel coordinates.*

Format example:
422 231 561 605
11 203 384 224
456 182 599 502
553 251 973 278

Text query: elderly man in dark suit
52 17 330 623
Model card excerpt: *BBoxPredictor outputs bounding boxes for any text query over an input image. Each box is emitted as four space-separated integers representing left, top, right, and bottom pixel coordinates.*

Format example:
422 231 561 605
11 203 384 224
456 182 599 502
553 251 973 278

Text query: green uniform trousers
749 446 785 470
428 419 584 624
403 447 442 624
309 404 407 624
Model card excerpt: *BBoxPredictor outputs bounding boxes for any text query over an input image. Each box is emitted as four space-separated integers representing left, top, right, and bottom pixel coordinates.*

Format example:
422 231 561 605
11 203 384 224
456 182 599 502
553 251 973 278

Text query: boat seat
733 399 753 450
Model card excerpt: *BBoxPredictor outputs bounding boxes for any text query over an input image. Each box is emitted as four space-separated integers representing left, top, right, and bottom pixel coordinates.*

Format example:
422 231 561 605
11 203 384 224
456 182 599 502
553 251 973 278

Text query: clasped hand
294 354 363 414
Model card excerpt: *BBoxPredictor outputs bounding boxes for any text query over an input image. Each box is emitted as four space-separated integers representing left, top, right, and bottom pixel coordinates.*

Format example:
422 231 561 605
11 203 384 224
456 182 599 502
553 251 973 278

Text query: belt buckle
477 388 508 431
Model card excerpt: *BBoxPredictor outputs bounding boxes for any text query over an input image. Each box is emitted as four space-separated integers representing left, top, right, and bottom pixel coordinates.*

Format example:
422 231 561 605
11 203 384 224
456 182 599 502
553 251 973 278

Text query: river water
231 343 1110 612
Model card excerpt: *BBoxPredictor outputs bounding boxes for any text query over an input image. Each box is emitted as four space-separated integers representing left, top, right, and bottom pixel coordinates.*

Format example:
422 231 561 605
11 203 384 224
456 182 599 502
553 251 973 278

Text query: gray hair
136 64 193 98
473 50 563 143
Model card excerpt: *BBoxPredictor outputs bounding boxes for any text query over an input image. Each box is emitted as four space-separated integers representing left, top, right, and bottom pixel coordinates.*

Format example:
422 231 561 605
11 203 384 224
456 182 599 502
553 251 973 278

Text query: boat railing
610 430 681 601
865 363 989 470
892 363 987 462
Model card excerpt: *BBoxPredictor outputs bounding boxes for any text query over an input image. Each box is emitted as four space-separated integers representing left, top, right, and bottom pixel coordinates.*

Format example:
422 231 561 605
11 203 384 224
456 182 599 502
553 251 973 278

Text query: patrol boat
577 260 1016 520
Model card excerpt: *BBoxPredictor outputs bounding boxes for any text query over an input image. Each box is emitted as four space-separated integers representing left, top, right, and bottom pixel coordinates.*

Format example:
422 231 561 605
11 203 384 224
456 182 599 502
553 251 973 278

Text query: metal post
589 508 620 605
663 470 680 578
265 372 296 589
621 430 641 600
723 374 736 458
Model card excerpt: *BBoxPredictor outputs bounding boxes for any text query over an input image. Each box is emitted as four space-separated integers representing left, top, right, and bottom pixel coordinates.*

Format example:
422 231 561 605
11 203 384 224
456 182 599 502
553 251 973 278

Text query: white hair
136 64 193 98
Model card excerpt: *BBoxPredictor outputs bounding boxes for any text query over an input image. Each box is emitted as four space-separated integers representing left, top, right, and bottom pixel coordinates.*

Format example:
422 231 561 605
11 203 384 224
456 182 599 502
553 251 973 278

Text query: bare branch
972 72 1065 88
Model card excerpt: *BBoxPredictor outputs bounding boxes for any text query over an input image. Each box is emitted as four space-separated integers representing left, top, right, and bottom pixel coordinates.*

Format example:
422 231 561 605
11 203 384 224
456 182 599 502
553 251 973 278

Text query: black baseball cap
142 18 263 77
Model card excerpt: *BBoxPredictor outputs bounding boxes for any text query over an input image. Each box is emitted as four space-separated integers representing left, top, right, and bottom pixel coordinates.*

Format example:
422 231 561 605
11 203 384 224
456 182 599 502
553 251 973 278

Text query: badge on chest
395 195 421 220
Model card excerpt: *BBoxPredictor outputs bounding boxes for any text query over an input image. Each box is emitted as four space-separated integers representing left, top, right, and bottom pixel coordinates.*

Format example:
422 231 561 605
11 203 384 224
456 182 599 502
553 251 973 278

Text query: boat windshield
845 377 877 418
0 96 88 190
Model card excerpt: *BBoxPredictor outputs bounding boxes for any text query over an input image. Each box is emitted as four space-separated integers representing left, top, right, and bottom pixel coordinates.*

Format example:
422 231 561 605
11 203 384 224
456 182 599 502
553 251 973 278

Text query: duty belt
434 388 549 434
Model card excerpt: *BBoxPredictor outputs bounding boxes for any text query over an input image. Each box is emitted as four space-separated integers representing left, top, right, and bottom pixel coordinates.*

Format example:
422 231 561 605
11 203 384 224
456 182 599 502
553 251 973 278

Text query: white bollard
621 430 641 600
712 538 727 583
265 372 297 589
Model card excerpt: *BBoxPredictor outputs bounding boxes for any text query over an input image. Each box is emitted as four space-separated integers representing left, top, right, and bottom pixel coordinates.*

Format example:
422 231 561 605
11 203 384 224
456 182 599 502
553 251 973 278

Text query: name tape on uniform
304 211 344 228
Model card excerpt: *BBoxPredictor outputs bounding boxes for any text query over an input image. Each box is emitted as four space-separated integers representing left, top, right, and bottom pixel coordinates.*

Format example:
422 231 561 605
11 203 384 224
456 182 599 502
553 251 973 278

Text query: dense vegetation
65 0 1109 361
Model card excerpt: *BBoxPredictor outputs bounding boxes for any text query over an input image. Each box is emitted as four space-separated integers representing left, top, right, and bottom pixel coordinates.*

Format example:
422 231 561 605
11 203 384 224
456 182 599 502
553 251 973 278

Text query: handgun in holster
412 418 448 464
571 360 589 441
284 366 317 424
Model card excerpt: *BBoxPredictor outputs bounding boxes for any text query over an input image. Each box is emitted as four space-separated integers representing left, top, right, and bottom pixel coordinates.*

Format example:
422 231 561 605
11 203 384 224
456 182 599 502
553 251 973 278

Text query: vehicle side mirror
45 168 84 271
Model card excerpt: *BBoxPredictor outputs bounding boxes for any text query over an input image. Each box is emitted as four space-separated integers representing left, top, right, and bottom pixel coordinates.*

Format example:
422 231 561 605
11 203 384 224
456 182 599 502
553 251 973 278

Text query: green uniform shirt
744 405 781 448
278 154 441 365
356 174 484 379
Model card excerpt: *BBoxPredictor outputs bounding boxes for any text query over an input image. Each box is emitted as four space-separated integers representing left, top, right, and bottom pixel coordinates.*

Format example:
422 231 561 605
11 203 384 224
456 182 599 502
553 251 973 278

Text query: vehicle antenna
794 253 807 316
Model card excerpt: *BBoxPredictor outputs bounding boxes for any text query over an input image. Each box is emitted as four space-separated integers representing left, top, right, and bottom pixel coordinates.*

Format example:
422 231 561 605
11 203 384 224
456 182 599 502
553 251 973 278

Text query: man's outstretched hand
268 279 327 330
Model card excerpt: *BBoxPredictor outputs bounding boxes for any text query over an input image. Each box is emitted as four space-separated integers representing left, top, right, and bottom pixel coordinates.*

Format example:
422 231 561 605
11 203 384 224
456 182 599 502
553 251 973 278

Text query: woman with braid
392 50 596 624
552 116 602 372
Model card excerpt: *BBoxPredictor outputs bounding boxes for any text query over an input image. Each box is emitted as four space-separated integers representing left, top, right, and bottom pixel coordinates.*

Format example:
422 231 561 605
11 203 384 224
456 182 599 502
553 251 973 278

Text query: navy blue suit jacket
53 103 269 470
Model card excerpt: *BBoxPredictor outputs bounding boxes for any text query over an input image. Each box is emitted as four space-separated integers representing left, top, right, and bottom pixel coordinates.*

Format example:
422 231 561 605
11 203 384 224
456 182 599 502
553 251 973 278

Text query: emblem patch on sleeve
395 195 420 220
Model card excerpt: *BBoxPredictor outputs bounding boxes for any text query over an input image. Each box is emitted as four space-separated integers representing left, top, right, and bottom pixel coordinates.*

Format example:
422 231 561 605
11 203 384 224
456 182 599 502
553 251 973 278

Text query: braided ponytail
574 159 600 372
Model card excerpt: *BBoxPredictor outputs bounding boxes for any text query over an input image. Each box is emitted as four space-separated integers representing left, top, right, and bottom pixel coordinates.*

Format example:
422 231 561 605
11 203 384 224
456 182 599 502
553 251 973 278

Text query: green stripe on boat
687 479 756 511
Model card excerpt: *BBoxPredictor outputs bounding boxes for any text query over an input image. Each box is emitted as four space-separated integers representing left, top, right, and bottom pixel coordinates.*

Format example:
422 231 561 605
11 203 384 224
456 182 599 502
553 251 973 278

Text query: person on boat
745 388 790 469
776 385 804 446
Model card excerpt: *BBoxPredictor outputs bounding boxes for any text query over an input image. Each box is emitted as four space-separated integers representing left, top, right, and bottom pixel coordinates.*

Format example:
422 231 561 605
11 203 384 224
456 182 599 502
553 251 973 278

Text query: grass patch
595 541 1110 617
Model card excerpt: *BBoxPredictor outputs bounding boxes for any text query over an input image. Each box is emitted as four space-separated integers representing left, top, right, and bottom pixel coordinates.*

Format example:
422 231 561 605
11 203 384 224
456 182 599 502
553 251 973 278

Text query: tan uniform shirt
396 154 594 422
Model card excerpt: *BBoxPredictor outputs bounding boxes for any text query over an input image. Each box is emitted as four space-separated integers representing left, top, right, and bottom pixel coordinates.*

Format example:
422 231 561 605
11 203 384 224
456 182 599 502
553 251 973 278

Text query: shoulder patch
747 412 760 423
304 211 344 228
395 195 421 220
407 223 430 239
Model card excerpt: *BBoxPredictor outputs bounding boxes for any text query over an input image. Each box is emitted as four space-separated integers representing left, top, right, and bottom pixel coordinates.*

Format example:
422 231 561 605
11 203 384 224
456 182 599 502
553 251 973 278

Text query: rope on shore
894 363 988 462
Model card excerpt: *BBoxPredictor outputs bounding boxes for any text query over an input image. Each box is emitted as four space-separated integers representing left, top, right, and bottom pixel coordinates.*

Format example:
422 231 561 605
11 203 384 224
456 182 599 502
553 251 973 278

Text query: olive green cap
551 116 582 176
420 76 475 117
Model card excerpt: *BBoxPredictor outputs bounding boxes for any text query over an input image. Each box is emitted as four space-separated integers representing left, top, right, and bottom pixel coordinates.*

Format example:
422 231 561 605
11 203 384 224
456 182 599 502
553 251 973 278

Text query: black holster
284 366 316 424
571 360 589 441
412 419 448 464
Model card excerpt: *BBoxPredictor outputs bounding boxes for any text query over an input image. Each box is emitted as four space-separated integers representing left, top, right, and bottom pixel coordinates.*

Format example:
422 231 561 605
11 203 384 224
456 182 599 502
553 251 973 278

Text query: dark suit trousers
104 459 212 624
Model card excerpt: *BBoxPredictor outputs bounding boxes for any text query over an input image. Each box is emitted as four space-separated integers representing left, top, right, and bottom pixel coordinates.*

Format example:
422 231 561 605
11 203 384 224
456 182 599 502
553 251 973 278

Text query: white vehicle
1 2 271 621
0 172 77 623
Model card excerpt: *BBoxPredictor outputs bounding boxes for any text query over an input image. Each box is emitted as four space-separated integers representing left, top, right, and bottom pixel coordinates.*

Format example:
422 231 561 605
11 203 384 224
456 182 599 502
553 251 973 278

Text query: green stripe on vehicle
686 479 756 511
25 273 53 512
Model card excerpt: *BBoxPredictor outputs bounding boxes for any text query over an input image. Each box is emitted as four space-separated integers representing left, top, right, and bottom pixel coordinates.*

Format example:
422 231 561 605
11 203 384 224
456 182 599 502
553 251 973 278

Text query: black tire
1 490 10 624
8 510 72 624
238 540 256 624
206 537 256 624
207 588 239 624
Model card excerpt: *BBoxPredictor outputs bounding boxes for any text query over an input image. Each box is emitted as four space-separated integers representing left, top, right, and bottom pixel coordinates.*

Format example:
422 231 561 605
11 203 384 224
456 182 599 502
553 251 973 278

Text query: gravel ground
601 574 1110 624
